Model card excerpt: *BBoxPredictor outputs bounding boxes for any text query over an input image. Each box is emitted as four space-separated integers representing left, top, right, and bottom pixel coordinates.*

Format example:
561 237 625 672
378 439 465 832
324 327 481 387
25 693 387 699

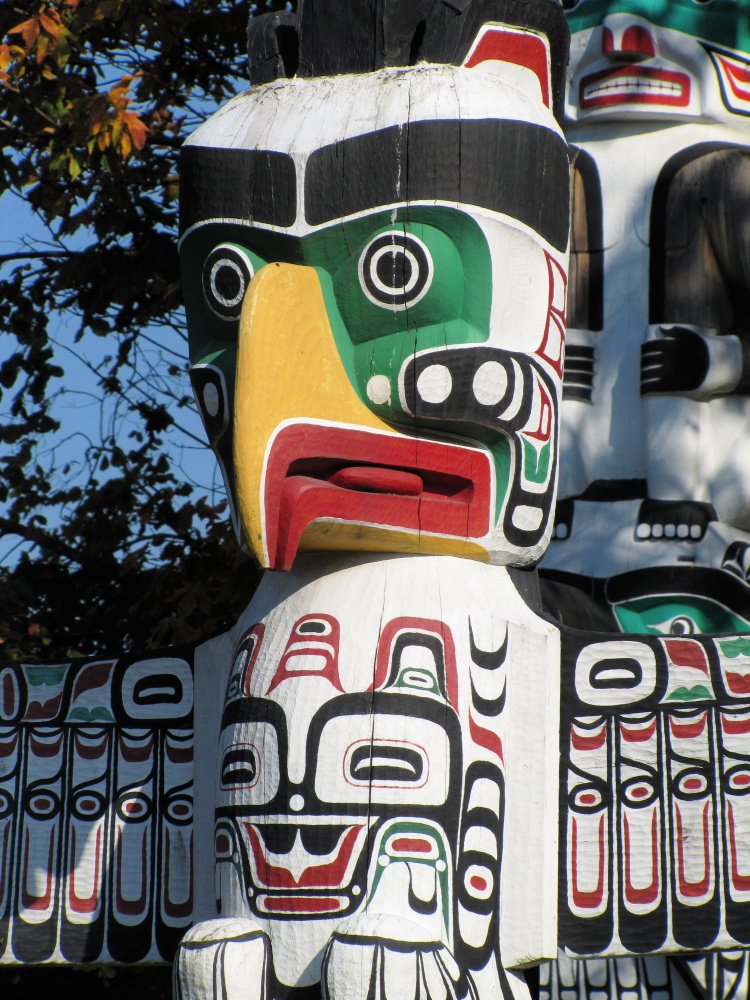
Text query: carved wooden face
180 29 569 570
211 559 517 990
565 0 750 122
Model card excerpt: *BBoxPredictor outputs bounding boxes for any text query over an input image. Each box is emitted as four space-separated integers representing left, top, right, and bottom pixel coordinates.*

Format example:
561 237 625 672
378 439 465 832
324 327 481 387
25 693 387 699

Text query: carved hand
641 326 743 400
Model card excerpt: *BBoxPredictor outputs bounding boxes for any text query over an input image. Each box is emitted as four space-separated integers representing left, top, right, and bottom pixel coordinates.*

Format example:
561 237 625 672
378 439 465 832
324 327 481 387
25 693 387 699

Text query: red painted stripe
469 713 504 762
264 895 341 913
390 837 432 854
570 815 606 910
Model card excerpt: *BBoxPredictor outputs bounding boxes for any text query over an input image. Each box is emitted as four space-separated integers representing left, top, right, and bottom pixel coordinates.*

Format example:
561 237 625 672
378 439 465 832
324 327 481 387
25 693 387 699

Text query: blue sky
0 189 222 567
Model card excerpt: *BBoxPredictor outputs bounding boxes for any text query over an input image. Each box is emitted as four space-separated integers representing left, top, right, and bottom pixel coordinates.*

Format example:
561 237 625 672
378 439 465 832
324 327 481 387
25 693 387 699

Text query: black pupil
214 261 243 301
299 621 327 634
376 248 412 290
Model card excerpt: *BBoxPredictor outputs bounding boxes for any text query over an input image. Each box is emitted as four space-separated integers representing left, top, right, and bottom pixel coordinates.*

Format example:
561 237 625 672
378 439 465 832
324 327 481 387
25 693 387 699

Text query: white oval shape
575 641 657 708
511 504 543 532
202 382 220 417
366 374 392 405
417 364 452 405
472 360 507 406
121 657 193 720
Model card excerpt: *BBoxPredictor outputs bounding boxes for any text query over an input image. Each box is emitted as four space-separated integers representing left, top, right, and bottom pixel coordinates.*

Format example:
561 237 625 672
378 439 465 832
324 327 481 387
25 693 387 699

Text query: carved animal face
565 0 750 122
180 30 569 570
216 616 462 930
212 564 515 989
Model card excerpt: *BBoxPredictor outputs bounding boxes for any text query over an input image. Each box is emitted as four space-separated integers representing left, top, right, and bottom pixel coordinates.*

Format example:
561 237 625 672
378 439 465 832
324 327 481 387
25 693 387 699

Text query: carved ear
247 11 300 85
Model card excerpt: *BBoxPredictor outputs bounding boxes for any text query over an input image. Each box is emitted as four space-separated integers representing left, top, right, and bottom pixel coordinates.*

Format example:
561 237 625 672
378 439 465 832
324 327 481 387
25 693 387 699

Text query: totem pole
175 1 570 996
544 0 750 633
4 2 750 999
541 2 750 998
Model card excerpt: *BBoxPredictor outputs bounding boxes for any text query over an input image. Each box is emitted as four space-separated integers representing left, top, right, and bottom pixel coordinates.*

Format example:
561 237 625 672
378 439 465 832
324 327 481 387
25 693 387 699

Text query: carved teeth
583 77 682 100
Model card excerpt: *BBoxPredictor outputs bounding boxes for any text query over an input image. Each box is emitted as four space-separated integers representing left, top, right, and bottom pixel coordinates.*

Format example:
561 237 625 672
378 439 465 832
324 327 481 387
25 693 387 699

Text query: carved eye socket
358 232 433 310
203 244 255 319
348 742 425 785
621 776 657 807
669 616 696 636
221 745 260 788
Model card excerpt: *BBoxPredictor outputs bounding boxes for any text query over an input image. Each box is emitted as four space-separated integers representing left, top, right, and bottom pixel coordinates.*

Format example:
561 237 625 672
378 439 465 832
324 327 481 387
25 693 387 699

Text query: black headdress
248 0 569 120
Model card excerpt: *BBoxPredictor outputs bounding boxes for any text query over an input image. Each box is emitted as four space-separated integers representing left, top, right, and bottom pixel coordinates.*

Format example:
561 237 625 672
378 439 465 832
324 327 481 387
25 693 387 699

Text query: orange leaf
39 12 61 36
125 112 148 152
8 16 40 51
108 84 129 106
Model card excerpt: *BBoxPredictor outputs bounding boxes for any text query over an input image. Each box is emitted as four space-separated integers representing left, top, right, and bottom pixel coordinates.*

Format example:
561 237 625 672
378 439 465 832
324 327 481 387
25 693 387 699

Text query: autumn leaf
0 41 24 84
7 16 41 52
39 12 62 36
124 110 148 153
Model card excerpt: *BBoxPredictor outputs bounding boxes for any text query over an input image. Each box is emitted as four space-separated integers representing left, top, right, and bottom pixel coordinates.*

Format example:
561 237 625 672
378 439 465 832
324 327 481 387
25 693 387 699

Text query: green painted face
614 595 750 635
566 0 750 51
181 206 511 496
180 65 569 568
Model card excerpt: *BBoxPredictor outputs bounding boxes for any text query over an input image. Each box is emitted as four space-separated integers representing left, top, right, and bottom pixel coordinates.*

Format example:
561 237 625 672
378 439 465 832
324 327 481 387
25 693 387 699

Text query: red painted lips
263 424 492 570
579 65 690 110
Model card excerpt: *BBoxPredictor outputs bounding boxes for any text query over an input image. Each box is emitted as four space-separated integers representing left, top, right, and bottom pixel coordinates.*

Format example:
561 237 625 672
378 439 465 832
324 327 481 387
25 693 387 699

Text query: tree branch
0 516 84 566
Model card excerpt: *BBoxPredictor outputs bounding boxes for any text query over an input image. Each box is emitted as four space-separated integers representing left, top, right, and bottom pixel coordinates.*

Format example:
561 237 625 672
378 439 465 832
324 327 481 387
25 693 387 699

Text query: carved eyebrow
179 145 297 234
304 119 570 251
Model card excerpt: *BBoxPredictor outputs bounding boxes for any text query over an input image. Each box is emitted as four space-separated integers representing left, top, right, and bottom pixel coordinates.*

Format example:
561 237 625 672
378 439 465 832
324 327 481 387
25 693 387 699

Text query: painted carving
7 0 750 996
197 557 560 998
560 631 750 955
179 6 570 571
543 0 750 629
542 3 750 1000
0 653 193 964
176 1 570 997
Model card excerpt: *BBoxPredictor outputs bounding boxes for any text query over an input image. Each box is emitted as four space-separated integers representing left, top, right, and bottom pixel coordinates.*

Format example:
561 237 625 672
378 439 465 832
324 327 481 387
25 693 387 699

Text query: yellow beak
234 261 488 569
234 262 400 567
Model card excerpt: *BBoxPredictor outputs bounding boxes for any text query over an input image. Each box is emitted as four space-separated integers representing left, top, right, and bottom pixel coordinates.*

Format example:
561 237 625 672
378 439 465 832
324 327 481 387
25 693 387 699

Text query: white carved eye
203 244 255 319
358 231 433 310
650 614 698 636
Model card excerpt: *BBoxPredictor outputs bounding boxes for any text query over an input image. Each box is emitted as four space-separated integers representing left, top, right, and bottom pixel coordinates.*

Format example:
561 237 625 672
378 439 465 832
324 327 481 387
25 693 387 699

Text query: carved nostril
622 25 656 57
602 24 656 59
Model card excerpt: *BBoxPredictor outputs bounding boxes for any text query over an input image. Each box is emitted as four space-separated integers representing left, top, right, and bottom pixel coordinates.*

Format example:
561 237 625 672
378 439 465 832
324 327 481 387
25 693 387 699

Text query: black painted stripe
179 145 296 234
305 118 570 250
562 386 593 403
564 359 595 373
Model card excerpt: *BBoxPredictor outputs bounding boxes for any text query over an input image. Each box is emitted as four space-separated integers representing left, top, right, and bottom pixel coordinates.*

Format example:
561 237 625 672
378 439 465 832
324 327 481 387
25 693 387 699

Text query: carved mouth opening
287 458 474 499
263 424 492 569
579 65 690 109
243 820 368 916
